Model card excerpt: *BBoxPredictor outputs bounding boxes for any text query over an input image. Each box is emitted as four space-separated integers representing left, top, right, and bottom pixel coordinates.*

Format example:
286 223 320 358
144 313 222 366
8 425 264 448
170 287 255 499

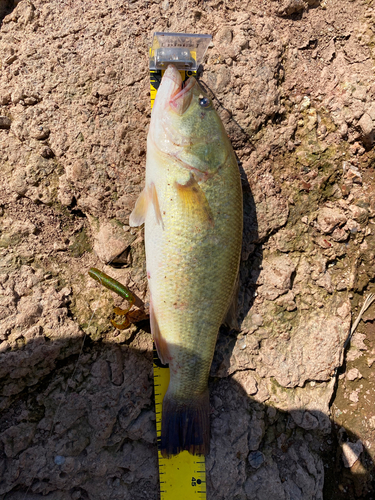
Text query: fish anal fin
175 174 214 227
150 298 169 365
129 183 163 227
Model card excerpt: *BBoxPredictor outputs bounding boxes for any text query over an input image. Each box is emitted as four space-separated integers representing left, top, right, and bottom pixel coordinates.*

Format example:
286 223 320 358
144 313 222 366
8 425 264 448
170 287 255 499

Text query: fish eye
199 96 211 108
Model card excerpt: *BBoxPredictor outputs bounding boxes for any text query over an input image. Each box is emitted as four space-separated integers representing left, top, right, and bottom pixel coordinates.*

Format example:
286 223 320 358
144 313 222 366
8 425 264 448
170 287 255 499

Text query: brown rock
90 218 136 264
331 227 348 242
0 116 11 129
316 207 347 234
277 0 307 16
30 125 50 140
346 368 362 381
358 112 374 145
349 204 368 223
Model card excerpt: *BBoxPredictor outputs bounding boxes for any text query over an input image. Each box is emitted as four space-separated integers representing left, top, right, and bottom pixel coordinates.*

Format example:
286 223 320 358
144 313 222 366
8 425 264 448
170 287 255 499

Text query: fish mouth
162 64 196 116
162 64 183 89
169 76 196 115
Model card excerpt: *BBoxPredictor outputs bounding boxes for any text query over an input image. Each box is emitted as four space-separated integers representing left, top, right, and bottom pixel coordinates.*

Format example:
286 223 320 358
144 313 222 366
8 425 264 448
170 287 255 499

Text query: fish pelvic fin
129 183 163 227
160 389 210 457
175 174 214 228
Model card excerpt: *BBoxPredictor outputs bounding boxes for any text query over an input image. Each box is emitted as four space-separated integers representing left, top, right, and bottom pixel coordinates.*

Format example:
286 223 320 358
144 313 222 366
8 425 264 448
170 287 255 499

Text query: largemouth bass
129 64 243 456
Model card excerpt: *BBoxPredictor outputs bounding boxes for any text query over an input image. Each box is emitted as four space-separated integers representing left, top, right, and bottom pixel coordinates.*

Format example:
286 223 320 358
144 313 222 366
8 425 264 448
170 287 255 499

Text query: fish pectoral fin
129 187 148 227
129 183 163 227
150 298 169 365
175 174 214 227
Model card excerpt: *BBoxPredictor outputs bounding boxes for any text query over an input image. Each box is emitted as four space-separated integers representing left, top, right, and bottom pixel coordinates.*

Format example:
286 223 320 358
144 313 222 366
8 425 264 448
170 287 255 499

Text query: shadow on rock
0 0 17 23
0 332 374 500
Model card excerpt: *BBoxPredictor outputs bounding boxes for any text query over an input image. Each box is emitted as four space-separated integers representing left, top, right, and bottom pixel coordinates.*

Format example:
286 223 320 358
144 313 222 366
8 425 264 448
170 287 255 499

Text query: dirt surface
1 0 375 498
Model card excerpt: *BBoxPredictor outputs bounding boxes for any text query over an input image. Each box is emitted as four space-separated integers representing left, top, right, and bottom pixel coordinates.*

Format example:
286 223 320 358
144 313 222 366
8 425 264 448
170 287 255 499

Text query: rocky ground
1 0 375 498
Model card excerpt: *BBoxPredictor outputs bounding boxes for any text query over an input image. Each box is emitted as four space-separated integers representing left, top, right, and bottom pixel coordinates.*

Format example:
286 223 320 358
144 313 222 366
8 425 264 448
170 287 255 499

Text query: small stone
91 219 134 264
5 54 18 65
24 96 38 105
345 219 360 234
97 84 114 97
0 116 11 129
351 331 367 352
346 368 362 381
358 113 374 144
300 96 311 110
257 254 296 291
213 395 222 409
342 440 363 468
40 147 55 158
316 236 332 249
343 161 362 183
331 227 348 242
349 204 368 223
276 290 297 310
248 451 264 469
216 26 233 44
53 241 67 251
54 455 66 465
337 301 350 318
339 122 348 137
251 314 263 327
349 391 359 403
30 125 50 140
0 89 11 104
277 0 307 17
316 207 347 234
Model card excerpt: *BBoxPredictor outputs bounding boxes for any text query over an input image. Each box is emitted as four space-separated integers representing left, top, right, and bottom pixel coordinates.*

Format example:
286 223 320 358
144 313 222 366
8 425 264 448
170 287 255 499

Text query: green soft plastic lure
88 267 141 330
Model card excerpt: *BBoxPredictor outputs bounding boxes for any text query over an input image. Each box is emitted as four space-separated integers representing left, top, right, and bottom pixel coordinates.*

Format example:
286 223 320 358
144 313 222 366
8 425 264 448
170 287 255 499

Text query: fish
129 64 243 457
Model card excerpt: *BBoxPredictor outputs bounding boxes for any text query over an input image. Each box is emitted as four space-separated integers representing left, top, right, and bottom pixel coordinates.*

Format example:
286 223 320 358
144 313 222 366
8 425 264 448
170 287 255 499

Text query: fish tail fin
160 389 210 457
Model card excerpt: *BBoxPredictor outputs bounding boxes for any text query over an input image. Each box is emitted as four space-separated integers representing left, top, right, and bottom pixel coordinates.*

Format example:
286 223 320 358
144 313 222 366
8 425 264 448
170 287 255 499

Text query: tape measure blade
153 360 206 500
158 451 206 500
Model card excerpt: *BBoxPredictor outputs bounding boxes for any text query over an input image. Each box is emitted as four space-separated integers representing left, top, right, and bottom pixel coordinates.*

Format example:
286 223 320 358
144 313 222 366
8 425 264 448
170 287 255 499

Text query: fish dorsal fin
175 174 214 227
150 297 170 365
129 183 163 227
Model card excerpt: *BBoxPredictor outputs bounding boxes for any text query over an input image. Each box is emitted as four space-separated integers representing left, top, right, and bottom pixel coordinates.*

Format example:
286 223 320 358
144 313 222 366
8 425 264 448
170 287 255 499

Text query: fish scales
130 64 243 456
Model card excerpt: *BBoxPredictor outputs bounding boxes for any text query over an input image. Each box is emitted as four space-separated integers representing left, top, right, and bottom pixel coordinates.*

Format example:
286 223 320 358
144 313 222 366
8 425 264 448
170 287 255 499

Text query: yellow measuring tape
150 68 207 500
153 352 207 499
